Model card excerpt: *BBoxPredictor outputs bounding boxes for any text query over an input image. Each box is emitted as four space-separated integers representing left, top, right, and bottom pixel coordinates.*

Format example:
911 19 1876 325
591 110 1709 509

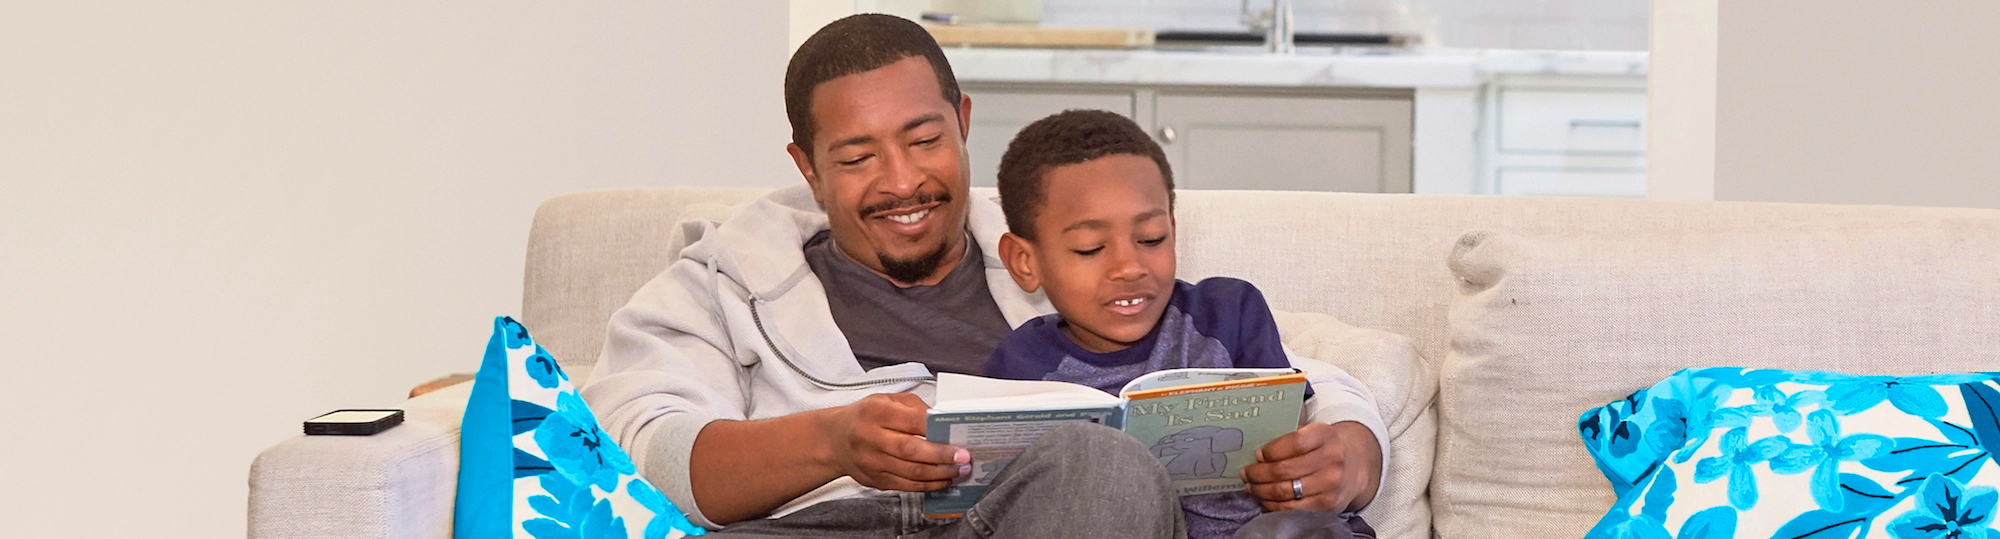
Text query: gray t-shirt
802 230 1013 375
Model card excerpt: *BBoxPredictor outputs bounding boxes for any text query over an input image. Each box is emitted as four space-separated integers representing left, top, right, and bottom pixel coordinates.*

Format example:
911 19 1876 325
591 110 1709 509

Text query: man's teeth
1113 298 1145 307
886 209 929 225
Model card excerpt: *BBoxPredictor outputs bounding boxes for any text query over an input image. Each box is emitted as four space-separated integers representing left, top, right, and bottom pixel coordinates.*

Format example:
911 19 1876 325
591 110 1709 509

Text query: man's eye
1139 236 1167 246
837 155 871 166
915 136 940 147
1072 246 1104 256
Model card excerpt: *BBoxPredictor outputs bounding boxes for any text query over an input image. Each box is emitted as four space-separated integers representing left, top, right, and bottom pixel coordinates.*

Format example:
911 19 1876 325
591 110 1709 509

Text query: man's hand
1239 421 1381 513
817 393 970 492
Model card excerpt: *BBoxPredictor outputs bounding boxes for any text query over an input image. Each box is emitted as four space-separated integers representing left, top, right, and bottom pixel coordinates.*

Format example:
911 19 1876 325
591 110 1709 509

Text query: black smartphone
304 409 405 436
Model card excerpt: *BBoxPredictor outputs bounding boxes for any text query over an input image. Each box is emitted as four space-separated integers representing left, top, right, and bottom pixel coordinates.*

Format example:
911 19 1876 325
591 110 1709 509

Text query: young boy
987 109 1374 539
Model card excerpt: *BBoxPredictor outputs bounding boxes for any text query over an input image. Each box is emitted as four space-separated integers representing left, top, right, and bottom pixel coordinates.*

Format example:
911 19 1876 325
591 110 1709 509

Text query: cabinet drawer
1498 89 1646 154
1496 168 1645 198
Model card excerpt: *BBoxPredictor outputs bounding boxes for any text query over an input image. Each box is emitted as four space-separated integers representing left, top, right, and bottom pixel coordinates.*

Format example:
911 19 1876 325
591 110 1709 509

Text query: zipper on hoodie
747 297 935 389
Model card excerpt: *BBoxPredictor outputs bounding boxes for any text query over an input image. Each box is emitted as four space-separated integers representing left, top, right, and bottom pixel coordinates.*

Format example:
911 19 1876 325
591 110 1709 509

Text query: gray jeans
713 422 1183 538
711 422 1374 539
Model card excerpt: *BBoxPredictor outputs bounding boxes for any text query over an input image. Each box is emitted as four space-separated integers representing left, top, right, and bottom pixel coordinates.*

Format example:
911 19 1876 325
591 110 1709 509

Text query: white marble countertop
942 47 1647 89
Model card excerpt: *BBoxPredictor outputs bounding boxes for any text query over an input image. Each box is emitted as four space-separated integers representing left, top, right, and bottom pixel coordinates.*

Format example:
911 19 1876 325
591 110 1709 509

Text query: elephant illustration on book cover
1151 425 1245 480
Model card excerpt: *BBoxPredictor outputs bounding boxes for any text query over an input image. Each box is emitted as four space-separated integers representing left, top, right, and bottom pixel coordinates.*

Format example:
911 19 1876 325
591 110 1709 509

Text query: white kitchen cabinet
1495 168 1646 197
961 82 1415 193
1479 75 1648 197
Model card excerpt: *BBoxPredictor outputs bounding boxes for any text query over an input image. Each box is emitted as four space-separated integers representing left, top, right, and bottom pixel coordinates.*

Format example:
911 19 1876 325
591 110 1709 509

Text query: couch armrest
248 382 472 539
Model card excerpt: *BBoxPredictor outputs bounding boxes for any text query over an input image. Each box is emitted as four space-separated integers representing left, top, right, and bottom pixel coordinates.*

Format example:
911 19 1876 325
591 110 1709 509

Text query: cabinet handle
1158 126 1178 143
1570 119 1642 128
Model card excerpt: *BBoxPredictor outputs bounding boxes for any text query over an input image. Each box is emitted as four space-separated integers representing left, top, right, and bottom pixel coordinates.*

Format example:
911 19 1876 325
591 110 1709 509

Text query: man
583 14 1387 538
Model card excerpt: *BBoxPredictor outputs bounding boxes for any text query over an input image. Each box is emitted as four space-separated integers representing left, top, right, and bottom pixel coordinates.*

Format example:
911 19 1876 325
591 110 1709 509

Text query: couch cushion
1273 310 1436 539
1434 224 2000 539
523 188 768 383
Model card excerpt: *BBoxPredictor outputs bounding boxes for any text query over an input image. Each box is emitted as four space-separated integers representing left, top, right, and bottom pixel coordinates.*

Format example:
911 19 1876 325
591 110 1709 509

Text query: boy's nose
1108 248 1147 281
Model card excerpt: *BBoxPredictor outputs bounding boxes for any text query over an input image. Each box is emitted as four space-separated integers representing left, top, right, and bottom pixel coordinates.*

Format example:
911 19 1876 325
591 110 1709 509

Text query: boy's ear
998 232 1040 293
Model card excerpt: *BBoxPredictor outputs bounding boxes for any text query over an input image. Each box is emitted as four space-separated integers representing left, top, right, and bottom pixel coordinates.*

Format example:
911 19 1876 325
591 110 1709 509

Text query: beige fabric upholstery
249 382 473 539
521 188 766 383
1433 224 2000 539
250 186 2000 539
1274 311 1435 539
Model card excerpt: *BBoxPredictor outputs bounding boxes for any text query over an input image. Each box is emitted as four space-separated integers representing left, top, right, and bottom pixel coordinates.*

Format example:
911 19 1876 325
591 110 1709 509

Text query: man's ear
998 232 1040 293
787 142 825 208
956 93 973 140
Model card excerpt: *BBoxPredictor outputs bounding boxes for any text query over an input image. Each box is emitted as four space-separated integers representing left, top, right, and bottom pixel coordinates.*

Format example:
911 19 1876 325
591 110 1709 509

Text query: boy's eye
1072 246 1104 256
1139 236 1167 246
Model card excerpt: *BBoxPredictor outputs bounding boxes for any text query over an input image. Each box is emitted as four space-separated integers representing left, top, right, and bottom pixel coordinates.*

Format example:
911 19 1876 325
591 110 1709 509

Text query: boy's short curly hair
997 109 1174 240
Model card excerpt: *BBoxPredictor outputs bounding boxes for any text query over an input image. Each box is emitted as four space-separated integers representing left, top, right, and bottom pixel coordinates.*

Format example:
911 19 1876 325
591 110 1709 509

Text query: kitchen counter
941 46 1648 196
941 47 1647 89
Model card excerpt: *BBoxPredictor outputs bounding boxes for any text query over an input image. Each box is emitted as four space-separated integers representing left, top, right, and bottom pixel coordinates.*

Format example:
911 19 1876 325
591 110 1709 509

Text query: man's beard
878 240 953 284
860 190 956 284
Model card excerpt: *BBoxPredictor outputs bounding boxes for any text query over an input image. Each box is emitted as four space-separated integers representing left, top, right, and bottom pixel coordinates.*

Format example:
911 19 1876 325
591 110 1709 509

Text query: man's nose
877 148 925 198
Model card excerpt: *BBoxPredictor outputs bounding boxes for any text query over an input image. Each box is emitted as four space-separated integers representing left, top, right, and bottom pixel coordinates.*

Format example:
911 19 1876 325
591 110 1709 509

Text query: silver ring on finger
1292 478 1305 501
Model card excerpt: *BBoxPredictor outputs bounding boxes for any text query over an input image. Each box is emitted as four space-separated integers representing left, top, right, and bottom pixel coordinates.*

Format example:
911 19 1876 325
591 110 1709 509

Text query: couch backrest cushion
522 188 767 381
1433 223 2000 539
526 187 2000 383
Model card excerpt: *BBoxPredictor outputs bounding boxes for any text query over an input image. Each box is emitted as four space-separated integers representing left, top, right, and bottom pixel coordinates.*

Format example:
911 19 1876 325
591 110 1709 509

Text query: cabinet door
962 88 1134 187
1496 168 1645 198
1154 93 1412 193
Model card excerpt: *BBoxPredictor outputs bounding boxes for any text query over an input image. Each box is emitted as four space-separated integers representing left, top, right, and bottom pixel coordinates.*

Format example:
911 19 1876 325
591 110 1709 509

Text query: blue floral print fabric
456 316 704 539
1580 367 2000 539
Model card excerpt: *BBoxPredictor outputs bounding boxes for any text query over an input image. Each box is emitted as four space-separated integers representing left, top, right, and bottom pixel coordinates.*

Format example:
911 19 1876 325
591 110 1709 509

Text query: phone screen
310 410 398 424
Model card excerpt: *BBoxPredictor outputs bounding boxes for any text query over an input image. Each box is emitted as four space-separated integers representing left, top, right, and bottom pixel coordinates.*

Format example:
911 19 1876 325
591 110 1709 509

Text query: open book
921 368 1308 519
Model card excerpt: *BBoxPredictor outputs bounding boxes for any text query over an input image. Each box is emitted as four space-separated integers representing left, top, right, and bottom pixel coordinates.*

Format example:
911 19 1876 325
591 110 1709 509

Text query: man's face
788 56 973 287
1001 154 1176 353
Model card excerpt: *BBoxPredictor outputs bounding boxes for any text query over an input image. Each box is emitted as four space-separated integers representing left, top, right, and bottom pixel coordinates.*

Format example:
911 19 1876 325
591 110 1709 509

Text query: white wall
0 2 793 536
1713 2 2000 208
1644 0 1717 201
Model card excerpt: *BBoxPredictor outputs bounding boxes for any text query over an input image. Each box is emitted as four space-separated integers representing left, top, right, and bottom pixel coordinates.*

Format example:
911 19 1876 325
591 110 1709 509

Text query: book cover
1120 373 1307 496
922 406 1120 518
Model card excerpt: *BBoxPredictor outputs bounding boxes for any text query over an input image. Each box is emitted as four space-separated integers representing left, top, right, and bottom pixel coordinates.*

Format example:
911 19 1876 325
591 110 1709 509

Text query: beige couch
248 187 2000 538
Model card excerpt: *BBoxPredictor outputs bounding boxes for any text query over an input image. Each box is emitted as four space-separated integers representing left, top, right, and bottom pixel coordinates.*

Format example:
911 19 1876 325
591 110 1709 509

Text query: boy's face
1000 153 1175 353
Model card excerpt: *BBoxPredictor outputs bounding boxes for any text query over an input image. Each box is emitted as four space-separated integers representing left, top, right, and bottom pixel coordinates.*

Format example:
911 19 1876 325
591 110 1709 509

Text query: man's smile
868 201 942 238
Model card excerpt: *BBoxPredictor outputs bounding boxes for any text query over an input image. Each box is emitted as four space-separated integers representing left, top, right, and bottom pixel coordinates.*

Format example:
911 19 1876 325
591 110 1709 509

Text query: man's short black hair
785 14 961 161
997 109 1175 240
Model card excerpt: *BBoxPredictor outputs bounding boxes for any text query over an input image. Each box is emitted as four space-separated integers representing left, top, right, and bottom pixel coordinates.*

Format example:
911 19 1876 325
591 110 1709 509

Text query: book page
1117 367 1298 395
932 372 1121 413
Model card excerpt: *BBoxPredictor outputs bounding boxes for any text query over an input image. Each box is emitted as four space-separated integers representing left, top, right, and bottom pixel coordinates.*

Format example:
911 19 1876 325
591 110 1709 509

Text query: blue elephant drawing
1151 425 1245 480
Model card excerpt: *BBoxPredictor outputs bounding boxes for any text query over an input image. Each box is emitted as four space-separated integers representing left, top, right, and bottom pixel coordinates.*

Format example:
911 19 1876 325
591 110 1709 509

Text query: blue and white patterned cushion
455 316 705 539
1581 367 2000 539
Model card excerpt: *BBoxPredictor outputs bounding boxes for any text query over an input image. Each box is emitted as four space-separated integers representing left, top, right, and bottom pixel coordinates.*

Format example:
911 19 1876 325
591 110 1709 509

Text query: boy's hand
1240 421 1381 513
818 393 971 492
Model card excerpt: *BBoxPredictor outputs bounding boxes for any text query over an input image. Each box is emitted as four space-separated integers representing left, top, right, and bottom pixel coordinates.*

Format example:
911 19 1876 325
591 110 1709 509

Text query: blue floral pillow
455 316 705 539
1580 367 2000 539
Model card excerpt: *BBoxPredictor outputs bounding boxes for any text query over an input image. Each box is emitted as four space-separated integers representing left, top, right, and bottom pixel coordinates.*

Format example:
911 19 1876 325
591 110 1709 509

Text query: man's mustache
859 191 952 217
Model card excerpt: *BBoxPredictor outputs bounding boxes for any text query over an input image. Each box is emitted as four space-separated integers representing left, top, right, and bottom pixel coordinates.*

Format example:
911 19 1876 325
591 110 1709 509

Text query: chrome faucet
1241 0 1295 54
